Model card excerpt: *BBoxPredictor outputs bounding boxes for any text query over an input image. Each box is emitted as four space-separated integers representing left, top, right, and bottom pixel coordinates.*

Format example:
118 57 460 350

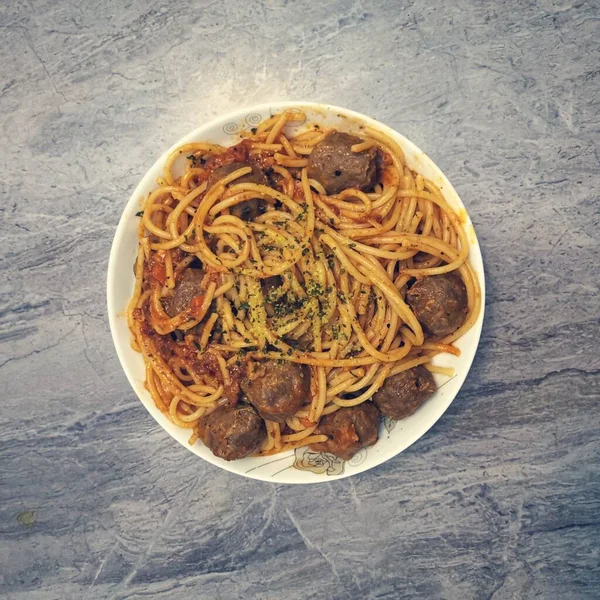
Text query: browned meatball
206 161 267 188
372 366 436 420
164 268 204 317
240 361 310 423
406 272 468 338
307 132 377 195
198 405 266 461
206 162 267 221
310 402 380 460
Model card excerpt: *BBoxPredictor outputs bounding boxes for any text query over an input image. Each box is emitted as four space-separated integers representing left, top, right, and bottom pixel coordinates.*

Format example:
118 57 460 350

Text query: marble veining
1 1 599 598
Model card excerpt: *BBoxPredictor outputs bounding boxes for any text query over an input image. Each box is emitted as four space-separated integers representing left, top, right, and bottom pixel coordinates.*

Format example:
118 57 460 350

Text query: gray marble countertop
1 1 599 599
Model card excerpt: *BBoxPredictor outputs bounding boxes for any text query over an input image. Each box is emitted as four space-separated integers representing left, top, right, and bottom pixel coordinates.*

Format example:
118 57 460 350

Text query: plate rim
107 100 486 484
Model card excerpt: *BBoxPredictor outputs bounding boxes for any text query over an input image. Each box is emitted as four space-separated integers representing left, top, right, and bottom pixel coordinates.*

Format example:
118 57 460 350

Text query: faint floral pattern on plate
245 112 263 126
222 122 240 134
293 447 345 476
383 416 397 435
347 447 368 467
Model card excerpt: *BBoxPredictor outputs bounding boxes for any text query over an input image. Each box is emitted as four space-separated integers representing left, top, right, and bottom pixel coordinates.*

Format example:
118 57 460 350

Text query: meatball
206 161 266 189
240 361 310 423
406 272 468 338
198 405 266 461
372 366 436 420
310 402 380 460
307 131 377 195
164 268 205 317
206 162 267 221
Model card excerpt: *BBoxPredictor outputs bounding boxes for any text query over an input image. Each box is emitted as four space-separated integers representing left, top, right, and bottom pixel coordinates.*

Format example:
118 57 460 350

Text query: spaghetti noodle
127 109 481 460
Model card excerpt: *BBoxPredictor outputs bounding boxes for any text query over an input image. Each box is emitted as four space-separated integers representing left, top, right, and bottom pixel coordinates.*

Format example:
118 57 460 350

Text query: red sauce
147 253 167 285
205 140 250 172
170 248 186 266
170 343 217 377
220 360 247 408
188 142 275 199
379 149 393 168
292 180 305 202
189 295 205 319
249 151 275 171
300 417 316 429
151 262 166 285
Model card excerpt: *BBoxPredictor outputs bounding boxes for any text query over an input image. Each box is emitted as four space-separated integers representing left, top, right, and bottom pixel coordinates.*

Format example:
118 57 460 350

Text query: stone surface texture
1 1 599 599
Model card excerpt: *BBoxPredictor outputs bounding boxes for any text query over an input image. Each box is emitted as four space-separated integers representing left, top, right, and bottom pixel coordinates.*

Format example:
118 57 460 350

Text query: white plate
107 102 485 484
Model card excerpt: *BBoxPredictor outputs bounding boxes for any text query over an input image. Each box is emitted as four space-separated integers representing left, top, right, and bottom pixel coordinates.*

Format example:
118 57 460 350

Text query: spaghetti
127 109 481 460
